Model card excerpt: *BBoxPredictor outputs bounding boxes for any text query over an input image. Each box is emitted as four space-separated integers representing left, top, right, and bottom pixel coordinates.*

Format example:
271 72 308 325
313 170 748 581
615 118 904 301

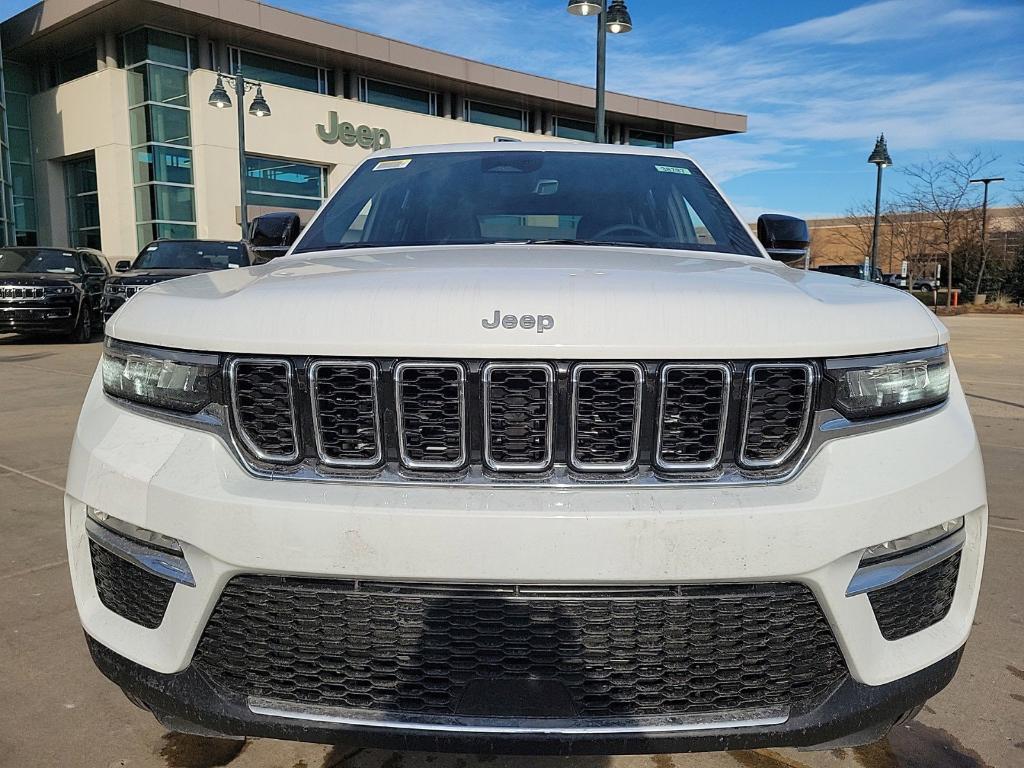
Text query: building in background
0 0 746 263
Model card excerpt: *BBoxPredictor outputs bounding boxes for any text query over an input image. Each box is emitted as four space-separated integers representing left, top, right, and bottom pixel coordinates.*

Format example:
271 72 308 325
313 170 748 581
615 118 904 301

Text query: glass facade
228 48 328 94
65 154 101 248
3 60 35 245
465 100 526 131
554 116 596 143
124 28 197 246
360 78 436 115
245 155 325 210
55 47 96 86
628 130 670 148
0 55 14 245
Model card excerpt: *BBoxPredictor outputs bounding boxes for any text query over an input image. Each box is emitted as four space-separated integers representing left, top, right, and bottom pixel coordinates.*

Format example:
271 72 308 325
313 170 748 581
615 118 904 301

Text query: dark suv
0 246 108 341
102 239 251 321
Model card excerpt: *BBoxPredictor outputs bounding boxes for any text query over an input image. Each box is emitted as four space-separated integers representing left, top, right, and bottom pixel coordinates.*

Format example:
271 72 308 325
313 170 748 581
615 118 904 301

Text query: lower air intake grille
571 364 643 471
740 364 814 468
869 552 960 641
193 578 848 719
230 359 298 463
89 540 173 629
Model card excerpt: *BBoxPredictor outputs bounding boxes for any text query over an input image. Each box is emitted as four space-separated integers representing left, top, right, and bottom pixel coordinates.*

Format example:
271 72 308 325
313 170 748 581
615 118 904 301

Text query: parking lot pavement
1 315 1021 768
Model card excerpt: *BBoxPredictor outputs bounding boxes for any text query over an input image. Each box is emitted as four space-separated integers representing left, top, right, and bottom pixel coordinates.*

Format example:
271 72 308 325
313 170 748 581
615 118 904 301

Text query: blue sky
2 0 1022 219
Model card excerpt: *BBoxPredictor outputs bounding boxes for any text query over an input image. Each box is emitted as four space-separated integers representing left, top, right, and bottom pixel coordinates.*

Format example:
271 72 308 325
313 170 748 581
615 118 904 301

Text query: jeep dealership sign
317 111 391 150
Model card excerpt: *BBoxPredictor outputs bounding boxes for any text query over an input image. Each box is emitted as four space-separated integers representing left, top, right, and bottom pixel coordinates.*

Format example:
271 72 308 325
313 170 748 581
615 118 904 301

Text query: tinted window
294 151 760 258
0 248 80 274
134 241 248 269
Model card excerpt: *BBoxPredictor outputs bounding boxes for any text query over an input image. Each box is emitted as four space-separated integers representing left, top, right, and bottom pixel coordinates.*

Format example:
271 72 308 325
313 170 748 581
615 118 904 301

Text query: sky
1 0 1022 220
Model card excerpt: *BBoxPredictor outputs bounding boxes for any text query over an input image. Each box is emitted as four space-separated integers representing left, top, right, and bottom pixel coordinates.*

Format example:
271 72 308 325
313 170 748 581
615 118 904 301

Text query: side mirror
248 212 302 264
757 214 810 266
114 260 132 272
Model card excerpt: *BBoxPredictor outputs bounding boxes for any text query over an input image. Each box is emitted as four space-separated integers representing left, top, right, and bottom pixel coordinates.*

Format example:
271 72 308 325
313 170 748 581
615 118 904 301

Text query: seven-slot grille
227 359 817 478
229 359 300 463
0 285 45 299
482 363 555 471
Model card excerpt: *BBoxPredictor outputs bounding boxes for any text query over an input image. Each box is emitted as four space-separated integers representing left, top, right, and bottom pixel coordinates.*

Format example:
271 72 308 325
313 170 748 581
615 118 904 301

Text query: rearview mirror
248 212 302 264
757 214 810 266
114 260 132 272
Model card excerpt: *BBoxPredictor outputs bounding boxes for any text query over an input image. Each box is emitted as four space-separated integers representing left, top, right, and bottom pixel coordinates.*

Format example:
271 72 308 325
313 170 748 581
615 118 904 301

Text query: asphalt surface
0 315 1020 768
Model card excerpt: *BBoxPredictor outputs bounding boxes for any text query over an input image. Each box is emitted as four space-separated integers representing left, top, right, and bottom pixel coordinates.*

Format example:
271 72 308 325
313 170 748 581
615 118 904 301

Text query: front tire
70 305 93 343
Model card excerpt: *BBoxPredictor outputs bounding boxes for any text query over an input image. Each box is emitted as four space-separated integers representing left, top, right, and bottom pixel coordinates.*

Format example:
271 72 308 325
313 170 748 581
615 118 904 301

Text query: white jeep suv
66 143 986 755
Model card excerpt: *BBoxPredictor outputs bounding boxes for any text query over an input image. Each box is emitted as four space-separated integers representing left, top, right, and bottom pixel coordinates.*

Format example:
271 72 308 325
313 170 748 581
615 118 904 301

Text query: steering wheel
590 223 661 241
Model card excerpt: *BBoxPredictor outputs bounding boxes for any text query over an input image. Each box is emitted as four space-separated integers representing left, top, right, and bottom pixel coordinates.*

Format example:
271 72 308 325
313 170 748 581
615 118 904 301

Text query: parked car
69 143 986 756
248 211 301 264
816 263 884 282
883 273 908 289
102 239 251 321
0 246 107 341
914 277 939 291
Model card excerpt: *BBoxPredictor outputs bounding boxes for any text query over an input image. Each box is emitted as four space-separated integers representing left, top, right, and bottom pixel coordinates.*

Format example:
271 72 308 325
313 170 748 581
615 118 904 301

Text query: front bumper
87 633 963 754
64 364 987 749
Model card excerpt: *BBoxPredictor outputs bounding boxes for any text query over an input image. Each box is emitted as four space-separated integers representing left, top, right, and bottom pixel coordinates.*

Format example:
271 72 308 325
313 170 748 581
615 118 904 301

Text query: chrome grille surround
228 358 300 464
739 363 816 469
570 363 644 472
308 360 382 468
656 363 731 471
394 361 468 470
482 362 556 472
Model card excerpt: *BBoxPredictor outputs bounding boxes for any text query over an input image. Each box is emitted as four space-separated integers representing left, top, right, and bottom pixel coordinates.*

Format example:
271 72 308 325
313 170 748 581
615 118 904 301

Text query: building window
628 130 670 148
228 48 328 94
464 100 527 131
54 47 96 86
359 77 436 115
65 155 101 249
4 60 37 245
554 116 596 142
123 27 197 247
245 156 326 210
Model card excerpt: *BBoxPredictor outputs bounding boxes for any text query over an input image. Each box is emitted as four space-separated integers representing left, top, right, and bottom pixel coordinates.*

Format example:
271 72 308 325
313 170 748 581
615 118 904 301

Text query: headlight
826 346 949 420
45 285 76 296
102 338 221 413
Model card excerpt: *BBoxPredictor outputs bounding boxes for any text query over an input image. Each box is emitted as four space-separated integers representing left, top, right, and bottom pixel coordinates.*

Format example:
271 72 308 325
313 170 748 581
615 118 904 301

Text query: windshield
133 241 248 270
293 151 761 257
0 248 80 274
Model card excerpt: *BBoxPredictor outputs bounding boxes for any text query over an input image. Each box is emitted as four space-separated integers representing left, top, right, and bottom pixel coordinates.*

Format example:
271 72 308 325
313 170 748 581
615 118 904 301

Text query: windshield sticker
655 165 691 175
373 158 412 171
147 246 158 250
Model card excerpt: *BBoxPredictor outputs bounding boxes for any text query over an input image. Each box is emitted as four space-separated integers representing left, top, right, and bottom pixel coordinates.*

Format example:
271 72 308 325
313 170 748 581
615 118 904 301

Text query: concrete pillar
96 35 107 71
543 112 554 136
532 109 543 134
453 92 464 120
104 31 117 69
441 92 453 119
197 33 211 69
216 39 230 73
333 67 345 98
347 71 360 101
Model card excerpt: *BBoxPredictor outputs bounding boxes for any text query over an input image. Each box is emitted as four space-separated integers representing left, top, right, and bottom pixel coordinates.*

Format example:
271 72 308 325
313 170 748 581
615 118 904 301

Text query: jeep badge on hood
481 310 555 333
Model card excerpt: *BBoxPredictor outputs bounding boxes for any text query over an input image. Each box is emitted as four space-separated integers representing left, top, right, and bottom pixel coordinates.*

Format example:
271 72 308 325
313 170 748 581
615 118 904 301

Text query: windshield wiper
522 238 662 249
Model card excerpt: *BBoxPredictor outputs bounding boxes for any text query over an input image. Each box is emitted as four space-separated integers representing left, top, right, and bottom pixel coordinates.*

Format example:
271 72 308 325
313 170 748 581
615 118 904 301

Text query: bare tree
898 153 993 308
882 206 932 288
831 201 877 267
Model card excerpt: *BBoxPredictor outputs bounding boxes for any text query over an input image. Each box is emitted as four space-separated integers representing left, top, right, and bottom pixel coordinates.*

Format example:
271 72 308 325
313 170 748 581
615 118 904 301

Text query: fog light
861 518 964 564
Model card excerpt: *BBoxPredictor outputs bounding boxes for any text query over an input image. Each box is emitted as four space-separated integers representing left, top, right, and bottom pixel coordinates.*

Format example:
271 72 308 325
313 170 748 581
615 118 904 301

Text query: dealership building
0 0 746 262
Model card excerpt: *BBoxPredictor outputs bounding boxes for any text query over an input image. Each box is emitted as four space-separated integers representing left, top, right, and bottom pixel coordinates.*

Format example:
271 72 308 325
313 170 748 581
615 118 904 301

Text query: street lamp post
567 1 632 143
208 71 272 238
867 134 892 281
968 176 1004 301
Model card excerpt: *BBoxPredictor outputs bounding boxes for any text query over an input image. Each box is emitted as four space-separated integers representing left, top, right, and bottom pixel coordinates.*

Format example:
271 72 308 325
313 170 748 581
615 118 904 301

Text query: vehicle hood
108 245 948 358
0 272 81 287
